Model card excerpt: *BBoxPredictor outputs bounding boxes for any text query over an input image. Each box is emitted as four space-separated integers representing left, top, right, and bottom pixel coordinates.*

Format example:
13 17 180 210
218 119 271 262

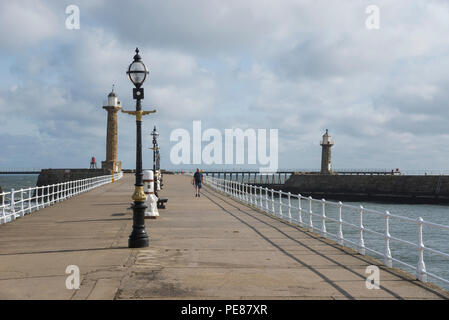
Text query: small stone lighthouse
101 86 122 173
320 129 334 174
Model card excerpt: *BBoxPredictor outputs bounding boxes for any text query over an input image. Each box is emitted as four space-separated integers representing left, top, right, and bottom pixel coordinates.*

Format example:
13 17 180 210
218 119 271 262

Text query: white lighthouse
320 129 334 175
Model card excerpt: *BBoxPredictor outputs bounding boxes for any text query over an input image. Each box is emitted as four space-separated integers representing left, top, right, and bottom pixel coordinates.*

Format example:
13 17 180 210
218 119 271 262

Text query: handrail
203 175 449 289
0 171 123 225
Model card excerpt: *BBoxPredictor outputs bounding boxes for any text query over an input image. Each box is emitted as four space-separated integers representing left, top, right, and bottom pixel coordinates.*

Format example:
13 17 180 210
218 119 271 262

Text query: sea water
0 174 39 191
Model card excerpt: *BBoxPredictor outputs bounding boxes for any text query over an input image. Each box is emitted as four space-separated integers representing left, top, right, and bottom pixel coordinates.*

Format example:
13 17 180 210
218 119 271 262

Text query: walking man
192 168 203 197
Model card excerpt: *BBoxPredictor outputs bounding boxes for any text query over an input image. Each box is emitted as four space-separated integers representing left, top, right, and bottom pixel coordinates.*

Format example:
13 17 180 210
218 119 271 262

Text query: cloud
2 0 449 171
0 1 61 51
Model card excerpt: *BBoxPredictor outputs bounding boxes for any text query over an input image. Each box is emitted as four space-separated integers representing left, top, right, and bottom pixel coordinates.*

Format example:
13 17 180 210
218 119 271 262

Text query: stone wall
36 169 108 187
278 174 449 203
35 169 109 198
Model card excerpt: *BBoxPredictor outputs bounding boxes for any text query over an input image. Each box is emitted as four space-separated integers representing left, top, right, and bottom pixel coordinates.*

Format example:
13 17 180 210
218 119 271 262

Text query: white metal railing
204 175 449 288
0 171 123 225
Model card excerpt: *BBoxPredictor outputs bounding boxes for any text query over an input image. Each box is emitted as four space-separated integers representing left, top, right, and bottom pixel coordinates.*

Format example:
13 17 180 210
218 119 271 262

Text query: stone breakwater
35 169 109 197
36 169 108 187
276 174 449 203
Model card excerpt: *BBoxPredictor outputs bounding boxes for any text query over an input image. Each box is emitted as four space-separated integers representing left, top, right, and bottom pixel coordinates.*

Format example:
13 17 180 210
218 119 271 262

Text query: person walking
192 168 203 197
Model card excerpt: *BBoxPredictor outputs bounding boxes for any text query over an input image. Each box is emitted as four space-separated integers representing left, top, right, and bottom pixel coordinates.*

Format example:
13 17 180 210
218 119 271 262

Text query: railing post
358 205 365 255
417 217 427 282
234 181 237 198
298 194 303 225
235 181 242 199
279 190 283 218
1 190 5 223
28 188 32 213
10 188 15 217
287 192 292 223
235 181 239 199
384 211 393 267
254 186 259 207
271 189 275 214
337 201 344 245
249 185 253 205
51 184 54 204
321 199 327 237
35 186 39 210
41 186 45 207
265 187 269 211
20 189 24 217
260 186 263 209
308 196 313 231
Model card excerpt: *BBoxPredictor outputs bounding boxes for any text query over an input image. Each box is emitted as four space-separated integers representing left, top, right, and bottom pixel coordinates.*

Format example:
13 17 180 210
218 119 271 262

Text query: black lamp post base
128 200 150 248
128 236 149 248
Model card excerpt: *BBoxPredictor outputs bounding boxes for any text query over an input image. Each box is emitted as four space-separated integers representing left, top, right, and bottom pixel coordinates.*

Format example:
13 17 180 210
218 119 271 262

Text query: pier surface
0 174 448 299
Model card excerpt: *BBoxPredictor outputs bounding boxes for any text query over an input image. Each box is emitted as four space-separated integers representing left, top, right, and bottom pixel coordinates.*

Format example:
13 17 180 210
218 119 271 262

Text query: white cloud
2 0 449 170
0 1 60 50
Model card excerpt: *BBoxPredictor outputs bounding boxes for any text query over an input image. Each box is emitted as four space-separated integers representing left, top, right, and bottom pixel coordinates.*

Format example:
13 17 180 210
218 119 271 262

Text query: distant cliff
280 174 449 203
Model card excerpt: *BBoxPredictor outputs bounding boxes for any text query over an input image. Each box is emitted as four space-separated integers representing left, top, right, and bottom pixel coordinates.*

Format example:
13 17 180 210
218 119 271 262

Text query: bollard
143 170 158 219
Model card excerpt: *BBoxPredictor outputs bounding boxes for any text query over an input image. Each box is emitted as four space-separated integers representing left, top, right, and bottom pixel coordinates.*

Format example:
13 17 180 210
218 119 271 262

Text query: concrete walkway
0 174 448 299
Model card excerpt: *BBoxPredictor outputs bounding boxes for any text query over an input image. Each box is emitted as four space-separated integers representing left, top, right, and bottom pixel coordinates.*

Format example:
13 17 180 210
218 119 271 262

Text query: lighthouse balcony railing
0 171 123 225
203 175 449 290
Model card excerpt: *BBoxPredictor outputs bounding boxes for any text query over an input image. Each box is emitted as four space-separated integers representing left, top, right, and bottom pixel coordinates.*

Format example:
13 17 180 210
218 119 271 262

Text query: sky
1 0 449 172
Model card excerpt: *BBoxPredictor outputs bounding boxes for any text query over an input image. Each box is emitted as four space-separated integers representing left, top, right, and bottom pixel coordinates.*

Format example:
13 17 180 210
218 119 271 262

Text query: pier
0 173 448 299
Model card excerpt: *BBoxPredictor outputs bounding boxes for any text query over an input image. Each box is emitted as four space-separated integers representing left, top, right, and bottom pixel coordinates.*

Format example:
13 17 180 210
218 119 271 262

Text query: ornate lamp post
151 126 159 197
122 48 156 248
